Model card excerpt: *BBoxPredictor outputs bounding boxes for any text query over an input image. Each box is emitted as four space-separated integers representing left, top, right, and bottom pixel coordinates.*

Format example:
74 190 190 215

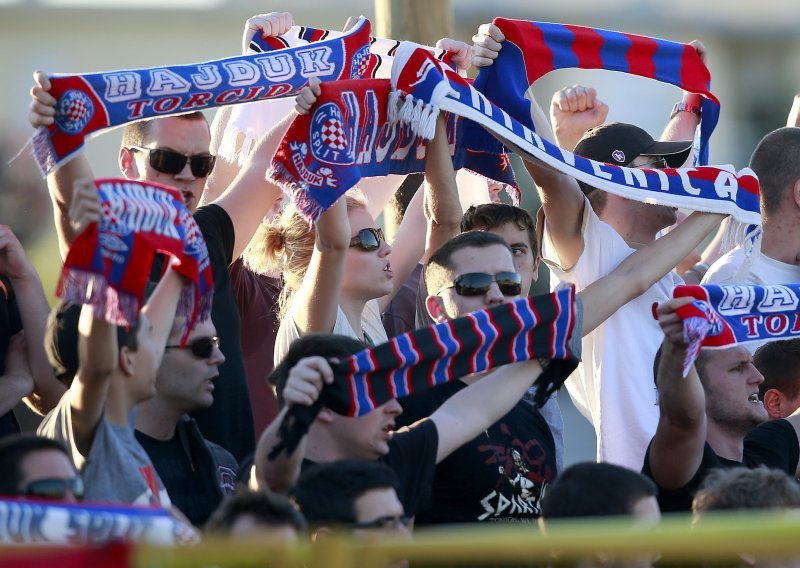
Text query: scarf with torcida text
269 41 760 227
474 19 720 166
58 178 213 332
665 284 800 376
269 287 582 460
30 17 372 175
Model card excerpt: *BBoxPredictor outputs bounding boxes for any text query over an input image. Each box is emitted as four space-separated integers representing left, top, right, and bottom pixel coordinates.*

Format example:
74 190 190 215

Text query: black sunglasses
166 336 220 359
130 146 216 178
437 271 522 297
22 477 84 501
352 514 410 531
350 227 385 251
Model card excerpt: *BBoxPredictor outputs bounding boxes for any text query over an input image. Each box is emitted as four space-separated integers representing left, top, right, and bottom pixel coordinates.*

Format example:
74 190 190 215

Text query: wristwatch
670 101 702 120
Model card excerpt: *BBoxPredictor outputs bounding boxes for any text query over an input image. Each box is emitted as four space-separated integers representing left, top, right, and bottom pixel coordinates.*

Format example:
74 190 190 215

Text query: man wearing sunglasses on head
0 435 83 503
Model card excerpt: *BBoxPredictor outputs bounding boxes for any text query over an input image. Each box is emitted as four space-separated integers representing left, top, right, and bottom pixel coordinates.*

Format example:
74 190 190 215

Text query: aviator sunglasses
129 146 216 178
350 227 385 251
436 271 522 297
22 477 84 501
165 336 220 359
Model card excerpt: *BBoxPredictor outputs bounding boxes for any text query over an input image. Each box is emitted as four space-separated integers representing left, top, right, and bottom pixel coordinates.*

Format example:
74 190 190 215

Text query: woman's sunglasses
349 227 385 251
165 336 220 359
22 477 84 501
437 271 522 297
130 146 216 178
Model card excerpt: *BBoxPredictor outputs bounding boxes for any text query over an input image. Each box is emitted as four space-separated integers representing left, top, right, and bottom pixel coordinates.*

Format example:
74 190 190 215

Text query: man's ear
763 389 784 420
531 255 542 285
310 526 331 543
425 295 448 324
119 147 138 180
118 344 135 377
316 408 335 424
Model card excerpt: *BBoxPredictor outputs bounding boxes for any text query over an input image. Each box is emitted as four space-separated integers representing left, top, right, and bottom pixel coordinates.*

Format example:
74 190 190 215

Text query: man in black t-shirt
644 299 800 512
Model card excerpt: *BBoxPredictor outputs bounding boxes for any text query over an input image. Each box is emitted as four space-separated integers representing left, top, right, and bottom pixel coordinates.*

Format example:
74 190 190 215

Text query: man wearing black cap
473 24 717 471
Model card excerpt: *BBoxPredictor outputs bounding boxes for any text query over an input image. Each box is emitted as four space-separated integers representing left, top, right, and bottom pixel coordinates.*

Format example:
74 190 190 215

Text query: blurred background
1 0 799 462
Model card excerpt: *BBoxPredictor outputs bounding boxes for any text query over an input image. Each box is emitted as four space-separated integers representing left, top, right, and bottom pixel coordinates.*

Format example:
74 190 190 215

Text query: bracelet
682 262 710 281
671 101 702 121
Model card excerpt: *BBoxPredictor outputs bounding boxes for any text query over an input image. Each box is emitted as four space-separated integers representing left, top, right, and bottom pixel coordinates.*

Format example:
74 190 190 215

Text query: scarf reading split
59 178 213 331
668 284 800 376
268 78 516 222
31 17 372 175
473 19 720 166
388 43 761 227
269 287 582 460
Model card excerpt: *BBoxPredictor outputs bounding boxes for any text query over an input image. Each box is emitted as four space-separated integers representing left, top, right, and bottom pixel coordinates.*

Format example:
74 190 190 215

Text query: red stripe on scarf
564 25 605 69
624 33 659 79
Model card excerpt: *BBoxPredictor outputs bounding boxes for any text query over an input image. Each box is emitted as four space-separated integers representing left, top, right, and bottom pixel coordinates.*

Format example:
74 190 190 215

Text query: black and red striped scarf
269 287 582 459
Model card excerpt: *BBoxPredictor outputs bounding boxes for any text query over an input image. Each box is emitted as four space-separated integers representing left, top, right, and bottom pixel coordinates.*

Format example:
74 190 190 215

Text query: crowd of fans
3 10 800 567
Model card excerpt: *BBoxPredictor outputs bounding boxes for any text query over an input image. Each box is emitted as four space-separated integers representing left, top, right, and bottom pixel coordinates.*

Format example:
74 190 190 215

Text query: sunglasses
349 227 385 251
352 514 410 531
166 336 220 359
437 271 522 297
633 157 668 169
22 477 84 501
130 146 216 178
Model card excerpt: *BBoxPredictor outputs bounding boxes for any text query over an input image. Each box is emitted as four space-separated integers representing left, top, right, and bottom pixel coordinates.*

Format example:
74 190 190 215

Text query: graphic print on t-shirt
475 422 552 521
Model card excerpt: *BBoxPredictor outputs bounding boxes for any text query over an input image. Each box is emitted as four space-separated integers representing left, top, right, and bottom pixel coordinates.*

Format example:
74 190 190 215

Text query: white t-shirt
703 246 800 353
541 199 682 470
274 299 388 367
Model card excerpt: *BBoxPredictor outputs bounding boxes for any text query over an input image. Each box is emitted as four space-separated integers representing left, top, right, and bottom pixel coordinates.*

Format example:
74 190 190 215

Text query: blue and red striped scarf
474 19 720 166
58 179 213 332
269 287 581 459
667 284 800 376
31 17 372 175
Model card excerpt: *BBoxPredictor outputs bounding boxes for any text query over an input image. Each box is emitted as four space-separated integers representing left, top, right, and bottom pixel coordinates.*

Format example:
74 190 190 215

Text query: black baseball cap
574 122 692 168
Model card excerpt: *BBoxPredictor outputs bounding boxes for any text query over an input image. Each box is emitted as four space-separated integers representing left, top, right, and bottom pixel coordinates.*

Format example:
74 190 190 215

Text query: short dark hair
45 302 141 388
541 462 657 519
424 231 513 295
754 339 800 401
269 334 367 408
121 111 207 149
292 459 400 525
0 435 74 495
460 203 538 254
653 343 710 389
205 489 307 535
693 466 800 518
749 127 800 216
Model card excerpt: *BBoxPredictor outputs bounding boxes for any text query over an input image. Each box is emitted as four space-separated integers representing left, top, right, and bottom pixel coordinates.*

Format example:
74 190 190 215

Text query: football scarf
31 17 372 175
0 499 197 546
269 77 516 222
473 19 720 166
269 287 582 459
668 284 800 376
57 179 213 331
389 43 761 227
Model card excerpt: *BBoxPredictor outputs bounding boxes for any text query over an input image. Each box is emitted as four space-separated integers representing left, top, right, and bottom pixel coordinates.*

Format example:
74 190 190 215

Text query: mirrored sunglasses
130 146 216 178
166 336 220 359
349 227 385 252
22 477 84 501
437 271 522 297
352 514 410 531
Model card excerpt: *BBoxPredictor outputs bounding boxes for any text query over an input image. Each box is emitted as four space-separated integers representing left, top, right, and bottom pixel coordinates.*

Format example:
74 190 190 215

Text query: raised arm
647 297 708 490
658 41 706 162
253 356 333 493
788 93 800 128
579 212 724 335
0 226 64 413
29 70 94 259
0 334 33 417
472 24 588 269
427 359 543 463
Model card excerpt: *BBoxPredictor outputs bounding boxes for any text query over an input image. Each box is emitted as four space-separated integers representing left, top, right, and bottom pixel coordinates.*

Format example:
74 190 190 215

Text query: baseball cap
574 122 692 168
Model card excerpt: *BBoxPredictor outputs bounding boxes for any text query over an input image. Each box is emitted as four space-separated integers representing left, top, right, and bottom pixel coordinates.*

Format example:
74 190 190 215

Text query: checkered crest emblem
55 89 95 135
310 102 355 165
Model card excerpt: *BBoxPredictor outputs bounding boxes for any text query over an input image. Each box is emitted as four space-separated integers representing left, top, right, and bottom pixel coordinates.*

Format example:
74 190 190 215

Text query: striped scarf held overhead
474 19 720 166
667 284 800 376
269 288 582 460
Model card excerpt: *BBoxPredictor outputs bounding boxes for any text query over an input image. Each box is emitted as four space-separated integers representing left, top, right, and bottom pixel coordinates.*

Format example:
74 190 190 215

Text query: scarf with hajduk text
667 284 800 376
30 17 372 175
58 179 213 330
268 76 516 222
474 19 720 166
269 287 582 459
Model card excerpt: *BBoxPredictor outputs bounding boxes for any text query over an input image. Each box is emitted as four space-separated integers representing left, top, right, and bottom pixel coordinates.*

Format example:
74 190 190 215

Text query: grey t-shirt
38 392 171 507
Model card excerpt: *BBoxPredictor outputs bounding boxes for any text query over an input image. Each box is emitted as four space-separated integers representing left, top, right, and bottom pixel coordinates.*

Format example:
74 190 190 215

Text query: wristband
671 101 702 120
